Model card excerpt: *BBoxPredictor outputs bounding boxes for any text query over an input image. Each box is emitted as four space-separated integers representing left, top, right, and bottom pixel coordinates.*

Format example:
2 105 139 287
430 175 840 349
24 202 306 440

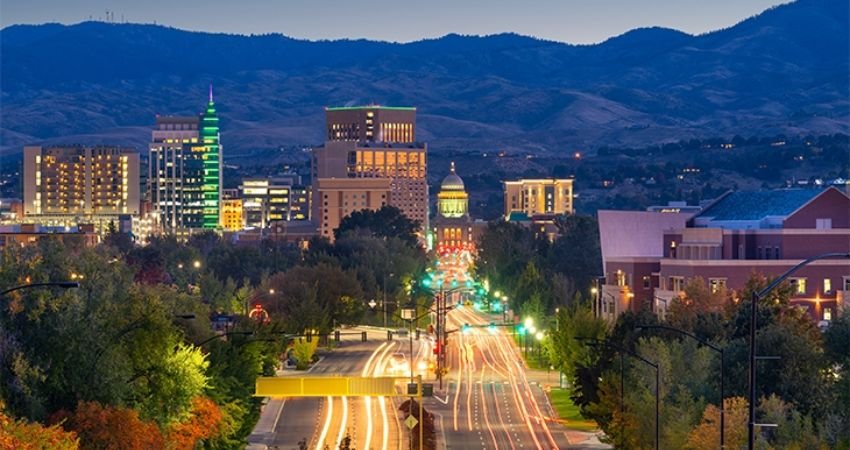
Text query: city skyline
2 0 788 44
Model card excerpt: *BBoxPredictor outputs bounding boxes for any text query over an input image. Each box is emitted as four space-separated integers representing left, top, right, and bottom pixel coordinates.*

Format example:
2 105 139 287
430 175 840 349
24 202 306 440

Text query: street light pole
747 252 850 450
0 281 79 297
637 324 725 449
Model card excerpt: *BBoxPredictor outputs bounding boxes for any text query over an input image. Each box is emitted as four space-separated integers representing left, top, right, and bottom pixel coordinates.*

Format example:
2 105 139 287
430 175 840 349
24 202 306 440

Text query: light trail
361 342 388 450
478 366 499 449
374 341 398 450
360 342 387 449
315 396 334 450
334 396 348 449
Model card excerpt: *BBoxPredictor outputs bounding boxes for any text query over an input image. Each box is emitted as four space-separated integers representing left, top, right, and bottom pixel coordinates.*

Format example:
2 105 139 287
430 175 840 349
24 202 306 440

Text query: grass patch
547 388 598 432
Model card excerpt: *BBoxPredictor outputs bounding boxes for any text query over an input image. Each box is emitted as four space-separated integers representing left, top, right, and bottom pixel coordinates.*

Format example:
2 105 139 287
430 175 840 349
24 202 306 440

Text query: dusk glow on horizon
2 0 788 44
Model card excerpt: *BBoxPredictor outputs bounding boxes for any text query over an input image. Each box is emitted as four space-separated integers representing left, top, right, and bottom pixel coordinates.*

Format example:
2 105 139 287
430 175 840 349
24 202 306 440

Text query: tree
548 214 602 299
0 401 78 450
291 338 318 371
267 264 364 333
474 221 543 299
335 206 420 247
58 401 163 450
686 397 748 450
164 396 223 450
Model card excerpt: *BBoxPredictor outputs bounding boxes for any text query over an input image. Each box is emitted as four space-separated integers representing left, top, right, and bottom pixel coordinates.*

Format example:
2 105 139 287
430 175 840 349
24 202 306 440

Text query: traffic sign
405 415 419 429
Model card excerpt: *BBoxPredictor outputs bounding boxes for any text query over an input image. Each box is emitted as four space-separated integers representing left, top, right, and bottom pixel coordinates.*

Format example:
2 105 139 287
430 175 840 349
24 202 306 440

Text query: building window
789 278 806 295
816 218 832 229
824 278 832 294
670 276 684 292
843 276 850 291
824 307 833 322
616 271 626 287
709 278 727 294
642 276 651 289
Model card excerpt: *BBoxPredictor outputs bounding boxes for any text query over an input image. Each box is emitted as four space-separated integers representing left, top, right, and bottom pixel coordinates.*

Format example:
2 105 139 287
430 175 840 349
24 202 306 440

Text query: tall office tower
313 105 427 240
201 90 221 229
148 89 222 233
325 106 416 143
22 145 140 230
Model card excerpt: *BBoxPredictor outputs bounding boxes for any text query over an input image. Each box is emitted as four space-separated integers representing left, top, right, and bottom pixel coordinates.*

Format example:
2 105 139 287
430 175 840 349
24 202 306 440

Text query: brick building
598 187 850 324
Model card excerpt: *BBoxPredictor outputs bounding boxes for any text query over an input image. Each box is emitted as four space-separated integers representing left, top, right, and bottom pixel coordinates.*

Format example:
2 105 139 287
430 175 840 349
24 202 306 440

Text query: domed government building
429 162 486 255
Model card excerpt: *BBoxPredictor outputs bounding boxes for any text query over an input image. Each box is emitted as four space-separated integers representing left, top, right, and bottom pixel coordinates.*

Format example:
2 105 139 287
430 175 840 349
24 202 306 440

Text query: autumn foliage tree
0 402 78 450
164 396 223 450
685 397 748 450
58 401 163 450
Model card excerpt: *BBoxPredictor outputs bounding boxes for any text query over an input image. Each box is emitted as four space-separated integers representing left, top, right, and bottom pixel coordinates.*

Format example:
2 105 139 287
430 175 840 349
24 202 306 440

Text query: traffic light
488 322 496 333
462 323 471 334
434 341 441 355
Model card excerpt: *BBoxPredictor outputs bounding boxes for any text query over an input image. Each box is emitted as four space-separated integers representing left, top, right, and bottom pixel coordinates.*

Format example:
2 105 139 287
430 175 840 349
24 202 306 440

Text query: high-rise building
201 93 221 229
21 145 140 230
503 178 574 217
148 89 222 233
240 174 310 229
325 106 416 143
503 178 575 240
313 106 428 240
315 178 391 237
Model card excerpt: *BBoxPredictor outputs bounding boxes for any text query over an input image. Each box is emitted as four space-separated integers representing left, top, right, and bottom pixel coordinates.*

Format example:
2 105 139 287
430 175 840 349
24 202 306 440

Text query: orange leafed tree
58 401 163 450
164 396 223 450
0 403 78 450
686 397 748 450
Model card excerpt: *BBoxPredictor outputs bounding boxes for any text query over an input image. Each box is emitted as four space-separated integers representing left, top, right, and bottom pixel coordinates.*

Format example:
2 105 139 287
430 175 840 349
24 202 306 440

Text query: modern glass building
201 89 221 229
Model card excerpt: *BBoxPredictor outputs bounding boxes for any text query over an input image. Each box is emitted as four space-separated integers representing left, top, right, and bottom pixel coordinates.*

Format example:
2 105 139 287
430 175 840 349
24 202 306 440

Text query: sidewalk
524 368 612 450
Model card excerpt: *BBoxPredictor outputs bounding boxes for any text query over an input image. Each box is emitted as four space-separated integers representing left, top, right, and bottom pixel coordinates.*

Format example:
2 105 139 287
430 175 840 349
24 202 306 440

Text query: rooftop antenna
209 83 214 102
450 161 456 173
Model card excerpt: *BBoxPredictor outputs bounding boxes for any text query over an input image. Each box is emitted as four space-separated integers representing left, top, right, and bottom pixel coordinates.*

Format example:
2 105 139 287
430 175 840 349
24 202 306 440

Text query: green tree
548 214 602 299
335 206 420 247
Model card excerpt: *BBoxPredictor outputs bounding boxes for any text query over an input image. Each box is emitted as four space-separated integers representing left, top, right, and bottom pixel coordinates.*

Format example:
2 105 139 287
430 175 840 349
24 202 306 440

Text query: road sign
422 384 434 397
407 383 419 396
405 415 419 429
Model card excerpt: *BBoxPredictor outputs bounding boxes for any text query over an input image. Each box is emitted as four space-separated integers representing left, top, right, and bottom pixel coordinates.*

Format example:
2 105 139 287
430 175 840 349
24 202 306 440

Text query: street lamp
0 281 80 297
577 337 661 450
637 324 725 449
383 272 395 329
747 252 850 450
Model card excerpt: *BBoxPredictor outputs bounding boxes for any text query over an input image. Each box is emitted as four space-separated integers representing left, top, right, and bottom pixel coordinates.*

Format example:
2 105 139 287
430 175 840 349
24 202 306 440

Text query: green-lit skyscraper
149 87 222 233
201 86 221 229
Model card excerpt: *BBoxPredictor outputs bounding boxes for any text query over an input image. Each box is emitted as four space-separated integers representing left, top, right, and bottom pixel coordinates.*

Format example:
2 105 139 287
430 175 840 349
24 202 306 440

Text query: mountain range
0 0 847 160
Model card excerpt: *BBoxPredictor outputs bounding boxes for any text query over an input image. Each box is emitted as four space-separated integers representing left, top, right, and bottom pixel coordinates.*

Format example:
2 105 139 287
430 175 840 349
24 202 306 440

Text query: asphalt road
434 306 572 450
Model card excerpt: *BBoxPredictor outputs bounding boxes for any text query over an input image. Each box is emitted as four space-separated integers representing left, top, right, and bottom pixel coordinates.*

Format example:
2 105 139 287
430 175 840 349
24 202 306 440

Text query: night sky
2 0 788 44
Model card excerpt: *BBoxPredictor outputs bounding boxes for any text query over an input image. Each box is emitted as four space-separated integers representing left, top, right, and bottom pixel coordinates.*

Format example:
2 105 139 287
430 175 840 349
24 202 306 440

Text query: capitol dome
440 162 465 191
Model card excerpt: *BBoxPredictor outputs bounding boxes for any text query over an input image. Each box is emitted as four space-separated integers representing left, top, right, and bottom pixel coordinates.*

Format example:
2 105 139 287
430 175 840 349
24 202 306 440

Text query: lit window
709 278 727 294
789 278 806 295
824 278 832 294
824 307 832 322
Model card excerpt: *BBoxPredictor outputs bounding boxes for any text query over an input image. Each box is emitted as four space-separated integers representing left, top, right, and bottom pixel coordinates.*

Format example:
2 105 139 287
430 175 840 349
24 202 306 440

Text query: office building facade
325 106 416 143
313 106 427 240
21 145 140 231
241 174 310 229
148 91 222 233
